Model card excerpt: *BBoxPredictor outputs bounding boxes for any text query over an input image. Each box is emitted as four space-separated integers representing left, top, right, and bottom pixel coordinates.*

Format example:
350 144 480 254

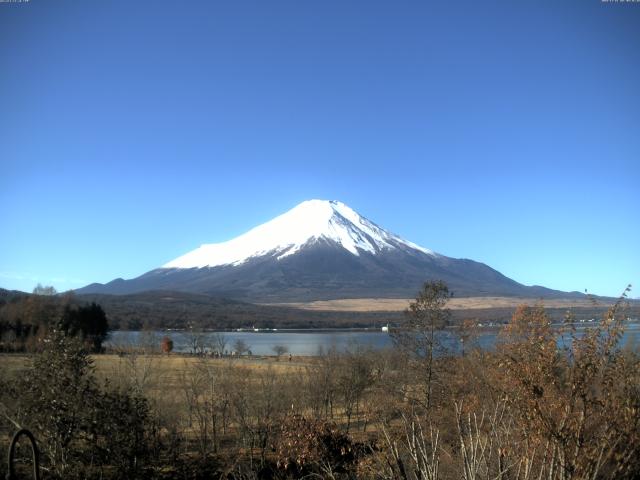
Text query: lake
106 322 640 356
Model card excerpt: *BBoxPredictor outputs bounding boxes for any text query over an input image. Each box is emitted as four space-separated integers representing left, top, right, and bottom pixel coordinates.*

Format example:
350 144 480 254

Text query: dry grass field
2 301 638 480
267 296 614 312
0 352 310 385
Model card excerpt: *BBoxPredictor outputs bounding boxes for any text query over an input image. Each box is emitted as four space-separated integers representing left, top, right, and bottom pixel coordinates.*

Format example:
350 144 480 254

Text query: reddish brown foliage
274 414 367 476
161 335 173 354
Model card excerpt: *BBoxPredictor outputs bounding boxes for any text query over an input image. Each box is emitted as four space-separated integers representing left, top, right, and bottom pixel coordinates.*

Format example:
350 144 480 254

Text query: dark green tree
60 302 109 352
16 329 100 476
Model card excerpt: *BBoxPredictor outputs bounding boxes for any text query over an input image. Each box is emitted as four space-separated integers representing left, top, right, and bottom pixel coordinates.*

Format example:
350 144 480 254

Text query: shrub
11 329 152 478
274 414 367 477
161 335 174 354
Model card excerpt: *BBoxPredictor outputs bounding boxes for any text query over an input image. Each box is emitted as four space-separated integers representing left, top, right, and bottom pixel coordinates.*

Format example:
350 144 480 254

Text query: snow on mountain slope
163 200 436 269
77 199 584 301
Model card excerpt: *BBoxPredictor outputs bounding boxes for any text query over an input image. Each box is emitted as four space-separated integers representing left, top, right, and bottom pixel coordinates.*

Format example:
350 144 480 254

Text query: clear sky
1 0 638 298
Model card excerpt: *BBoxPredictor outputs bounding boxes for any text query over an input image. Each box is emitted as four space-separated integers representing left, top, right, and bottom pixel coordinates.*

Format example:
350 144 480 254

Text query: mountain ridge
77 200 587 302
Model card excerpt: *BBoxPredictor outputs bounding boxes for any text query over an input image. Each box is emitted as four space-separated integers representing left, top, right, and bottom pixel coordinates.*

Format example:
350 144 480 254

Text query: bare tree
138 329 160 354
230 366 291 466
233 338 250 356
305 346 339 420
32 283 57 296
211 332 227 355
335 347 374 432
379 412 441 480
391 280 451 410
110 335 160 395
272 344 288 359
457 318 480 357
186 325 206 355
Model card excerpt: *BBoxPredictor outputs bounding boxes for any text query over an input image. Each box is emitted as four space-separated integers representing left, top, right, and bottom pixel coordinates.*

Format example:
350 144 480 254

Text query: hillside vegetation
2 288 634 344
0 282 638 479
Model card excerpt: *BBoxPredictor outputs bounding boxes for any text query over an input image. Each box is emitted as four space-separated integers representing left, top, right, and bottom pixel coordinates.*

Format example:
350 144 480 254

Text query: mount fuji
77 200 578 302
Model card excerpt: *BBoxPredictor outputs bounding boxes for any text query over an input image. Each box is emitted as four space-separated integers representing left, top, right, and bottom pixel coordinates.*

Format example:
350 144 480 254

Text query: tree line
0 286 109 353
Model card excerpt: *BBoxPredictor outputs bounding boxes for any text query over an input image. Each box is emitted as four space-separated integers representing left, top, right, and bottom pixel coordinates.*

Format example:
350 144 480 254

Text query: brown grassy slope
265 296 621 312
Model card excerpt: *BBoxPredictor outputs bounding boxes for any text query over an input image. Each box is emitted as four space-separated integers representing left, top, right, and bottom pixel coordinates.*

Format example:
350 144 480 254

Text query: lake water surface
107 322 640 356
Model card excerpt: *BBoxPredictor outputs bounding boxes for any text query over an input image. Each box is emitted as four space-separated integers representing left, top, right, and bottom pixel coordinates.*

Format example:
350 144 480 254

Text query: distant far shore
263 296 625 312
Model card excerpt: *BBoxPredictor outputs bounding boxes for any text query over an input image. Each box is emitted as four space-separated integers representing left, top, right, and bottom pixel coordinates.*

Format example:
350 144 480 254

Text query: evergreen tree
60 302 109 352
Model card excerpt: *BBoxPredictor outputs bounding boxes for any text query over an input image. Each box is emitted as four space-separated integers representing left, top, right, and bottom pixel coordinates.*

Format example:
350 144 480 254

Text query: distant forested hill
2 288 636 334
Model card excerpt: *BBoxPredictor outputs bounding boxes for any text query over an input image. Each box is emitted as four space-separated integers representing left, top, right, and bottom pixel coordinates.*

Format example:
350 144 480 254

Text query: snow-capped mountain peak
77 200 576 301
162 199 435 269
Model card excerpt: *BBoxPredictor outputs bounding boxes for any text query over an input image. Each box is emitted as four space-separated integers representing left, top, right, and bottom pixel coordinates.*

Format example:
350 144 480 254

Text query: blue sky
1 0 638 298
